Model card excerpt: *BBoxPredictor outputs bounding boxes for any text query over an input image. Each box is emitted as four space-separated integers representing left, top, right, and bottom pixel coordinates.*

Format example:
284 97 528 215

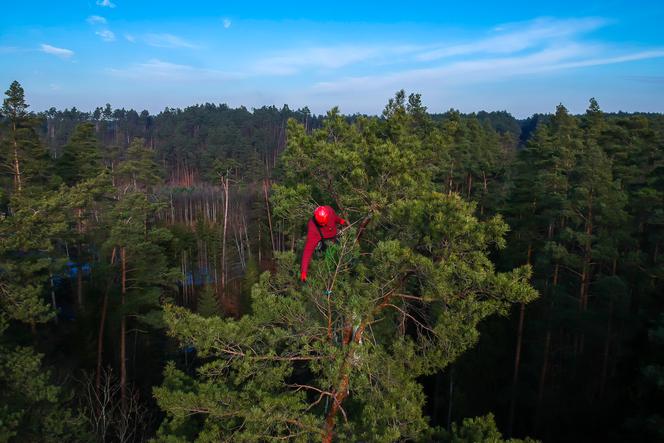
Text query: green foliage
0 316 85 442
441 414 539 443
0 84 86 441
115 137 163 192
623 314 664 441
104 191 178 324
0 80 661 442
1 82 28 119
473 99 664 441
197 285 220 318
240 257 260 314
1 81 55 191
56 122 103 185
154 92 537 441
0 190 69 325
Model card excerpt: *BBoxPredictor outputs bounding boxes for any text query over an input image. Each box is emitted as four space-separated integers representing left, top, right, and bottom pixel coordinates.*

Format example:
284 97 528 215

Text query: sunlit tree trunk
11 120 22 192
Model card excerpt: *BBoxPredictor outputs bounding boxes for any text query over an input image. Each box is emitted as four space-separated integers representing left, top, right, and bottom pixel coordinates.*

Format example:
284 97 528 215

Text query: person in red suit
300 206 346 282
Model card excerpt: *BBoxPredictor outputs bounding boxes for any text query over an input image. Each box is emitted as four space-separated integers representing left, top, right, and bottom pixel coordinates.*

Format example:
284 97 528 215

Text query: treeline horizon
33 101 664 139
30 98 664 179
1 81 662 443
32 100 664 122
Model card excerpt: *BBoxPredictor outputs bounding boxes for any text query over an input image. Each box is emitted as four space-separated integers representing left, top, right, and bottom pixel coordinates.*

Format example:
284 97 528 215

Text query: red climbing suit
300 206 346 281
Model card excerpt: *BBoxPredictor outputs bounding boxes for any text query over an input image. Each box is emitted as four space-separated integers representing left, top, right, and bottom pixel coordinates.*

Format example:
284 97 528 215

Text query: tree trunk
466 173 472 198
432 372 443 424
49 274 58 325
96 272 113 390
508 302 526 437
77 208 85 308
243 214 251 258
322 321 365 443
578 192 594 355
263 179 275 253
599 300 613 399
221 175 230 291
12 121 22 192
581 192 594 312
447 367 454 430
322 375 350 443
534 329 551 432
258 222 262 264
77 270 84 308
508 243 532 436
535 262 559 430
120 247 127 408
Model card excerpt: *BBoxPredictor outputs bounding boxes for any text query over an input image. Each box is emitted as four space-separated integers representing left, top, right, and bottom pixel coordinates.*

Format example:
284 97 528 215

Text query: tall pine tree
154 94 537 442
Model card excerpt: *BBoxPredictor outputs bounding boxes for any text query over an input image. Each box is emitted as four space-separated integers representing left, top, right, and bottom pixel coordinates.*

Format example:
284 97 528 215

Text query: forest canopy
0 81 662 442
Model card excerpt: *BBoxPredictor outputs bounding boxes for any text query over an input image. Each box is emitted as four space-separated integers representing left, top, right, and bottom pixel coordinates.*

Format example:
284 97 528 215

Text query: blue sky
1 1 663 117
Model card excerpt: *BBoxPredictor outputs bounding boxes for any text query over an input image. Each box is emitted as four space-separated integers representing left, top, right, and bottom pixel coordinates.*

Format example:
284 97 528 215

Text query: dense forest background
0 80 662 442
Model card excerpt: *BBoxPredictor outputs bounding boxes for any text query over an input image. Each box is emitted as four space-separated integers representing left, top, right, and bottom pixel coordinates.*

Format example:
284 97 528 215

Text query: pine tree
56 123 107 309
0 314 86 442
0 82 88 442
441 413 538 443
197 285 220 318
241 256 260 307
154 94 537 442
0 81 53 192
115 137 163 193
0 190 69 329
104 191 177 406
56 122 103 186
499 101 633 437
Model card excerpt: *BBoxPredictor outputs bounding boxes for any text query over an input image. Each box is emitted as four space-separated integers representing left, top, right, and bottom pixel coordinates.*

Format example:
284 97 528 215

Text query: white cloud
223 18 232 29
253 45 415 75
40 44 74 58
87 15 107 25
416 17 608 61
96 29 116 42
124 34 136 43
276 16 664 101
96 0 116 8
107 59 240 81
313 45 664 94
245 17 631 80
144 33 196 48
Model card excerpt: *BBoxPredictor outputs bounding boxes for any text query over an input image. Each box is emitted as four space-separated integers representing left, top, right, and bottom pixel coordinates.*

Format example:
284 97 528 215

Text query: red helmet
314 206 330 226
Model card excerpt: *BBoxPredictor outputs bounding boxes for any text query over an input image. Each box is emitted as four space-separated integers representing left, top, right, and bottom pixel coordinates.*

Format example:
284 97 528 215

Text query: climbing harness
312 217 337 253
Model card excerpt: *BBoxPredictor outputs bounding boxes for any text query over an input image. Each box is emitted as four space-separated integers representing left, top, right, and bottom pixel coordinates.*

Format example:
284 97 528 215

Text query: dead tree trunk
221 175 230 291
